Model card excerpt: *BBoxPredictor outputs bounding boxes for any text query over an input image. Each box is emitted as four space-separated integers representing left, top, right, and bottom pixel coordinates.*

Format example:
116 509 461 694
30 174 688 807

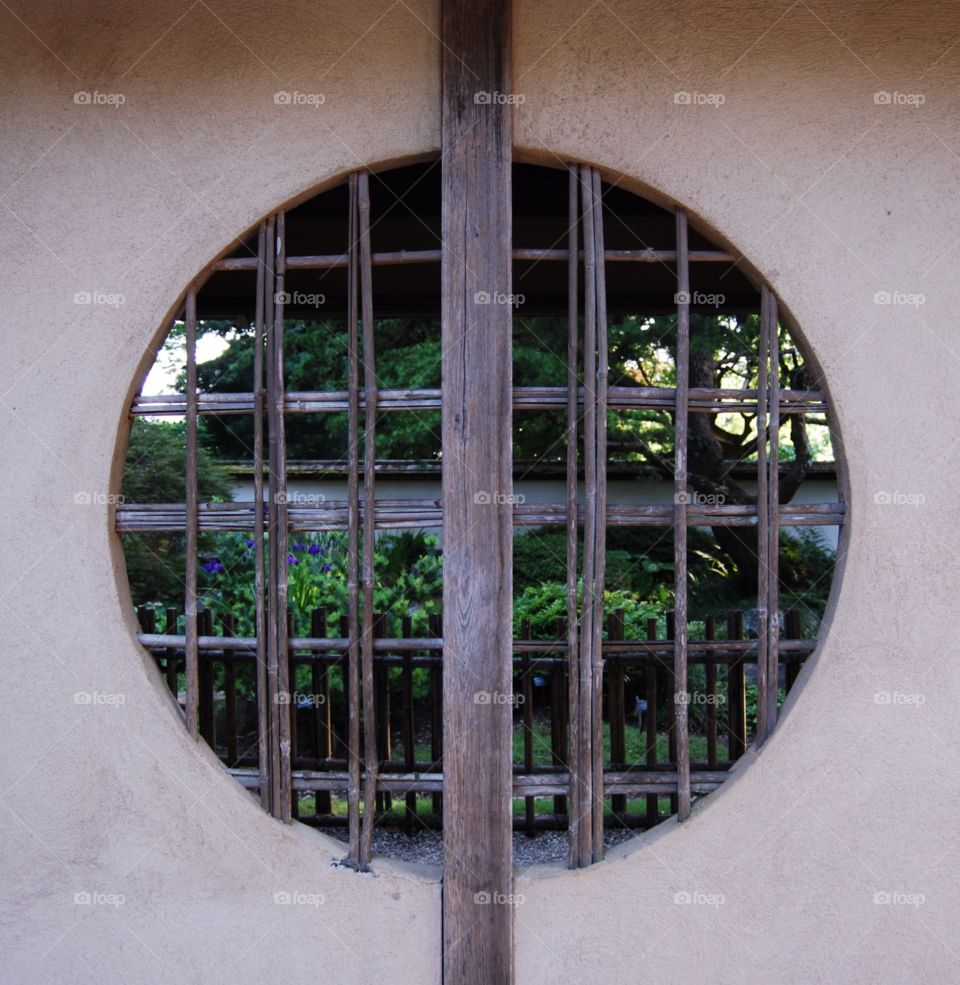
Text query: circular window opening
118 160 844 867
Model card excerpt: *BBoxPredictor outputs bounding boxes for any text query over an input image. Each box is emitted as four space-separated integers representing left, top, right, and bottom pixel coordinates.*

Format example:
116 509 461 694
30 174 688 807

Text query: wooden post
765 288 781 738
441 0 514 979
184 288 199 740
252 221 270 811
565 164 582 867
673 210 691 820
645 617 659 825
705 614 717 769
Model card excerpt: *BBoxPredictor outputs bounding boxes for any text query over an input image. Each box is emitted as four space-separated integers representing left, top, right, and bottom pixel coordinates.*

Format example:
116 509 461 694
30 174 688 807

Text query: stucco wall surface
1 2 958 984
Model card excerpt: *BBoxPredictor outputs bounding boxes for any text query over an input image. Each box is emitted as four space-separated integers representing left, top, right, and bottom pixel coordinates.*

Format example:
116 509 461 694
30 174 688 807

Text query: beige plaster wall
1 2 958 983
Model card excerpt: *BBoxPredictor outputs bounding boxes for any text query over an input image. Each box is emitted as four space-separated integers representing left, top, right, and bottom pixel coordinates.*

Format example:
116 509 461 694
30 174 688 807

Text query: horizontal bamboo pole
211 247 735 273
226 768 728 797
117 500 845 533
132 385 828 418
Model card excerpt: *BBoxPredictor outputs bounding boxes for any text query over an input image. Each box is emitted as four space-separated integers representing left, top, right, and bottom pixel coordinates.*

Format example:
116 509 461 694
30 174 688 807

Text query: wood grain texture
441 0 514 980
673 210 691 820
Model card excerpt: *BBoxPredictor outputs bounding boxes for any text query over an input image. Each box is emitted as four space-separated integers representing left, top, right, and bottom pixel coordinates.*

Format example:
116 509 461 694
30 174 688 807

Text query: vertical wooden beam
565 165 582 868
765 289 781 738
673 210 691 820
756 288 771 746
705 615 717 769
441 0 514 980
253 222 271 810
266 213 292 821
589 168 608 862
358 171 379 868
345 175 363 863
184 288 199 741
578 165 598 866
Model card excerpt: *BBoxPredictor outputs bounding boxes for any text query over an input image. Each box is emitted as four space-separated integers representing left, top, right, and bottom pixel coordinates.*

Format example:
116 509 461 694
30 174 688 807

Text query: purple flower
321 563 332 574
245 539 255 548
287 554 299 566
203 560 224 574
308 543 322 556
293 542 306 553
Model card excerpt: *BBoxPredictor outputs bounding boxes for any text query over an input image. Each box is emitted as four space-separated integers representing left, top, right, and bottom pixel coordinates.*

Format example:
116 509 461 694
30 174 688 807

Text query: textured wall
1 2 958 983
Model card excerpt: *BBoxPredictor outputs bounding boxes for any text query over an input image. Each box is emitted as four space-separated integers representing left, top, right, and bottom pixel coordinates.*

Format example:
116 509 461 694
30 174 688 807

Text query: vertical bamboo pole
345 174 363 863
645 617 659 825
358 171 379 868
565 164 582 868
756 287 771 746
589 168 608 861
705 614 717 768
253 221 271 810
673 210 691 820
578 164 598 865
266 213 292 821
184 288 199 741
766 289 781 738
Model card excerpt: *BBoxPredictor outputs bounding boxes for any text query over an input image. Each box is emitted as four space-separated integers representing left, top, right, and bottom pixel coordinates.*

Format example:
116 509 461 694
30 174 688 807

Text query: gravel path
318 825 641 867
